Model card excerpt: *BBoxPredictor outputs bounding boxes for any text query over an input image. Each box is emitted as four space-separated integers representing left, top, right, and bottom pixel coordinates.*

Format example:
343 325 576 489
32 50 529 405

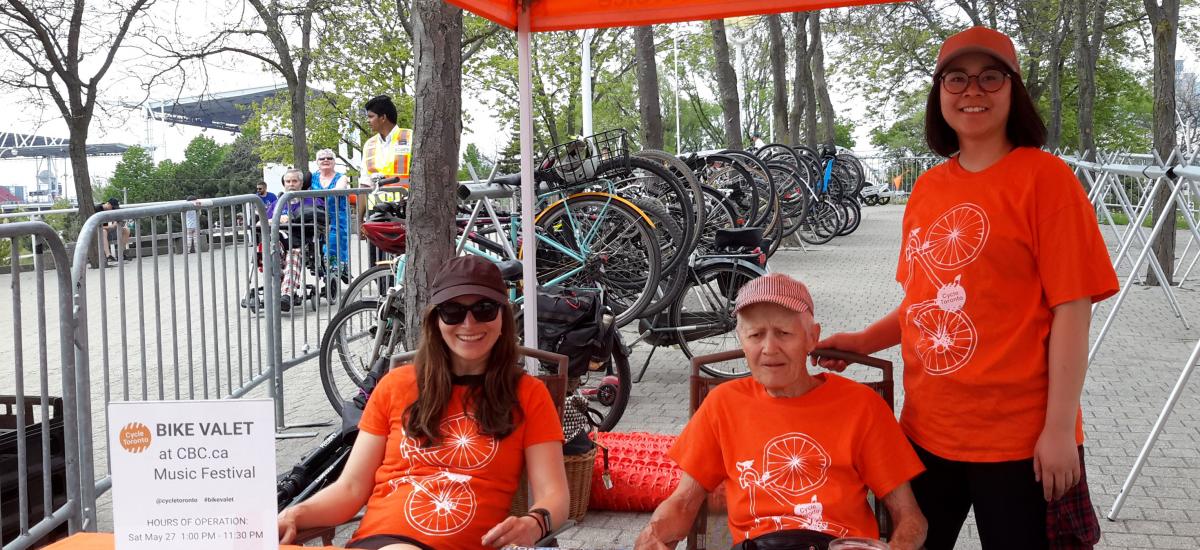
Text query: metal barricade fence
0 222 83 549
855 155 940 196
264 188 375 431
68 196 272 527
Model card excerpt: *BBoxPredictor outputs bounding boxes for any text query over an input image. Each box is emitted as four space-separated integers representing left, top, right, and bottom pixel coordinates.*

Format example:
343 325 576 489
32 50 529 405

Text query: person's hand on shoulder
812 331 865 372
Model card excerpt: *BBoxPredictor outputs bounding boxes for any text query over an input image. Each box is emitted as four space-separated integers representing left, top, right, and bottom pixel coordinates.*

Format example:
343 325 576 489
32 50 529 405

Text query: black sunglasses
436 300 502 324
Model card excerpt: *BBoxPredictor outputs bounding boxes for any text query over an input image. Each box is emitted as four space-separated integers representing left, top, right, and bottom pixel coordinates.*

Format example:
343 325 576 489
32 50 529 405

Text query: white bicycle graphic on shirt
903 203 989 376
399 413 498 470
389 471 477 536
387 413 498 535
734 433 849 537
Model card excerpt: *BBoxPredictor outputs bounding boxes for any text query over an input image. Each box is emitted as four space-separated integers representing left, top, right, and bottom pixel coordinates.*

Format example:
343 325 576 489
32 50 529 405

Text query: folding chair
685 348 895 550
292 346 572 547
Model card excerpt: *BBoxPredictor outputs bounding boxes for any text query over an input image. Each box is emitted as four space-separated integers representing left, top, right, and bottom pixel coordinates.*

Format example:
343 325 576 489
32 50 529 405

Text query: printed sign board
108 399 277 550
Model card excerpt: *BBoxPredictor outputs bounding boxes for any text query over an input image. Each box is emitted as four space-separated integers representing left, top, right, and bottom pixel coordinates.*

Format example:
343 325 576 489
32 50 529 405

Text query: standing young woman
278 255 568 549
818 27 1118 549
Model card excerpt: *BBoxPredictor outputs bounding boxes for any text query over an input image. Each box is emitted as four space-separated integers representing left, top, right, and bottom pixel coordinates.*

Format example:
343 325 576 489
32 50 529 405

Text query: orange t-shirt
669 374 924 543
352 366 563 549
896 147 1119 462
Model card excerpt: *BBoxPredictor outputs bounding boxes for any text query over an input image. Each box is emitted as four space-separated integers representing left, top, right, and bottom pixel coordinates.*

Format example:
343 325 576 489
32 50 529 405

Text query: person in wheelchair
270 169 331 311
278 255 568 549
636 273 927 550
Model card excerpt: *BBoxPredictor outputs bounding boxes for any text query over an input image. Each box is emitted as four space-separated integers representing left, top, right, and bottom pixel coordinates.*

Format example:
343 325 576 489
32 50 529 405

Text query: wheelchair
240 204 341 313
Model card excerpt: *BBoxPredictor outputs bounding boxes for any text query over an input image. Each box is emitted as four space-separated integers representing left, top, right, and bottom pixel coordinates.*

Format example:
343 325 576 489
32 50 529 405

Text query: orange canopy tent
441 0 900 353
446 0 892 32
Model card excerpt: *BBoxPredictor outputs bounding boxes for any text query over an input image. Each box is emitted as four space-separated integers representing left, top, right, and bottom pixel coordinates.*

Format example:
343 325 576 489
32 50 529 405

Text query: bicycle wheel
837 153 866 196
837 196 862 236
338 263 396 309
534 194 661 327
319 299 398 415
694 154 759 227
634 149 706 253
721 150 779 231
571 338 632 432
672 261 765 378
797 199 838 246
594 156 696 276
630 197 686 318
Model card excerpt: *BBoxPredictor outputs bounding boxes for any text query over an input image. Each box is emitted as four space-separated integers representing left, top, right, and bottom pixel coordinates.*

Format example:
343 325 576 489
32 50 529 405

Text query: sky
0 6 1196 201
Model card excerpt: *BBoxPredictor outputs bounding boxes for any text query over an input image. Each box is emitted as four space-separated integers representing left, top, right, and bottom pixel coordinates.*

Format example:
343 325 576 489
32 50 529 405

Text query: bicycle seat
495 259 523 281
714 227 764 250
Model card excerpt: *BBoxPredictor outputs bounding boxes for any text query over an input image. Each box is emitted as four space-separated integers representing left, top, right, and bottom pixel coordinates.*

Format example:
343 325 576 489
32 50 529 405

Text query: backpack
535 288 614 379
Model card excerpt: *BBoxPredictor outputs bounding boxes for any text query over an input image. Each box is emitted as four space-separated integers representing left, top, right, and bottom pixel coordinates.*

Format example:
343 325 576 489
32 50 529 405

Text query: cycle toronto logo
119 422 153 453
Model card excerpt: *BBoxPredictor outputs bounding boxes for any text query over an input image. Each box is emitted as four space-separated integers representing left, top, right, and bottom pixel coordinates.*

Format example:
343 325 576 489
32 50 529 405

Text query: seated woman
269 169 323 309
278 255 568 550
635 273 927 550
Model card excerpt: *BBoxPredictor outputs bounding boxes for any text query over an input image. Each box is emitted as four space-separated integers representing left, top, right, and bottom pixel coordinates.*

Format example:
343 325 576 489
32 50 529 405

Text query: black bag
536 288 614 378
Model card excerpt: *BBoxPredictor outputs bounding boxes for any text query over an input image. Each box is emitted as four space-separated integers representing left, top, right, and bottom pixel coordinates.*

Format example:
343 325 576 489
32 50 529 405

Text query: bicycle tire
672 261 765 378
573 337 632 432
797 200 839 245
338 264 396 310
634 149 706 254
319 299 393 416
593 156 696 276
838 196 862 236
534 194 662 328
696 184 740 256
693 154 759 228
629 197 686 318
720 149 779 232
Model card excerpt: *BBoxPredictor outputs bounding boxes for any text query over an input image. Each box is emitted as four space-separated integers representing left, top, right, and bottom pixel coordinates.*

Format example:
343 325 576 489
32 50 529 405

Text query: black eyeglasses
939 69 1010 94
436 300 502 324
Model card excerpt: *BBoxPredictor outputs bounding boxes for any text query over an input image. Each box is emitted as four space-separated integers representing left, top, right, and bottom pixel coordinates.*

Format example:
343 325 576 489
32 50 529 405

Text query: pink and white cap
733 272 815 317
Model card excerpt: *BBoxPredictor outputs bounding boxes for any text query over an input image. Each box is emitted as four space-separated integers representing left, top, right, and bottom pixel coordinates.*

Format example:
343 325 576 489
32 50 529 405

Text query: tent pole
517 4 539 371
582 29 593 136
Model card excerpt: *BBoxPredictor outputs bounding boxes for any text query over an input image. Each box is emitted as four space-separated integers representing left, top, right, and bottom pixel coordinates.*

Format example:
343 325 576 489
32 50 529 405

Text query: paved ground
5 201 1200 549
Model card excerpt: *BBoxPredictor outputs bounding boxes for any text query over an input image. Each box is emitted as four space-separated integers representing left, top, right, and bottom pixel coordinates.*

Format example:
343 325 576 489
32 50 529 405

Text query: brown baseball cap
429 256 508 305
733 273 815 317
935 26 1020 76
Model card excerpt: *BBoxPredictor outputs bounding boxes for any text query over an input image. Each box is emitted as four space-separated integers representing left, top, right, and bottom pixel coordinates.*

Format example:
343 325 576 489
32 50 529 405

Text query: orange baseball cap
935 26 1020 76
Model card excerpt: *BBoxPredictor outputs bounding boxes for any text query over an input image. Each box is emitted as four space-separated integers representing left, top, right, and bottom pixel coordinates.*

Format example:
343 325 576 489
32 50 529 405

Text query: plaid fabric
1047 447 1101 549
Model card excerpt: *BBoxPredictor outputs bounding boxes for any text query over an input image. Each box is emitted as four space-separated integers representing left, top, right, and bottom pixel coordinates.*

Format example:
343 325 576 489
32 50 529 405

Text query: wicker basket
510 446 597 522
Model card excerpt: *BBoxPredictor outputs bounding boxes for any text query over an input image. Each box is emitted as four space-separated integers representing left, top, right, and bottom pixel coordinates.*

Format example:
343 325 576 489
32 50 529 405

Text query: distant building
0 186 22 205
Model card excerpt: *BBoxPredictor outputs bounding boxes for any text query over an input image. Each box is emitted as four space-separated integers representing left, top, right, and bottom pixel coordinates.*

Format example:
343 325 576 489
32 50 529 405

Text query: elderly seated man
635 273 927 550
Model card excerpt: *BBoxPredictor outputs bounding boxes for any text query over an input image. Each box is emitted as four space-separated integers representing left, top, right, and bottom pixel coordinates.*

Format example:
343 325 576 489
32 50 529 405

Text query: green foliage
868 90 930 157
458 143 494 180
834 118 857 150
107 135 263 204
1047 58 1154 153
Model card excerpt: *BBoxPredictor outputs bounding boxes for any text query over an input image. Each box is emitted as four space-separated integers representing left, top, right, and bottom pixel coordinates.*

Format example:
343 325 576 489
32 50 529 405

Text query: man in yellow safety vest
358 95 412 267
359 95 412 213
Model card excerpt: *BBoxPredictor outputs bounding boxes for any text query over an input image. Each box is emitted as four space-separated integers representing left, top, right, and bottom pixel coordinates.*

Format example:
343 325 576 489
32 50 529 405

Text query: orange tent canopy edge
445 0 899 32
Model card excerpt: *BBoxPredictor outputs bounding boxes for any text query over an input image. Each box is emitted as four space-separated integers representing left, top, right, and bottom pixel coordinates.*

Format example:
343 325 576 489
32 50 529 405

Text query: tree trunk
789 12 806 147
1047 0 1071 150
403 0 463 347
710 19 743 150
290 84 310 169
767 15 789 144
809 13 836 147
634 25 665 150
1074 0 1107 161
791 12 817 149
68 120 100 265
1145 0 1180 286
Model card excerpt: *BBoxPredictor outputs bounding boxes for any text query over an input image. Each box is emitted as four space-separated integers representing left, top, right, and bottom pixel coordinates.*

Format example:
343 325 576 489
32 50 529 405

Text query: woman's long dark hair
924 66 1047 157
403 302 523 446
